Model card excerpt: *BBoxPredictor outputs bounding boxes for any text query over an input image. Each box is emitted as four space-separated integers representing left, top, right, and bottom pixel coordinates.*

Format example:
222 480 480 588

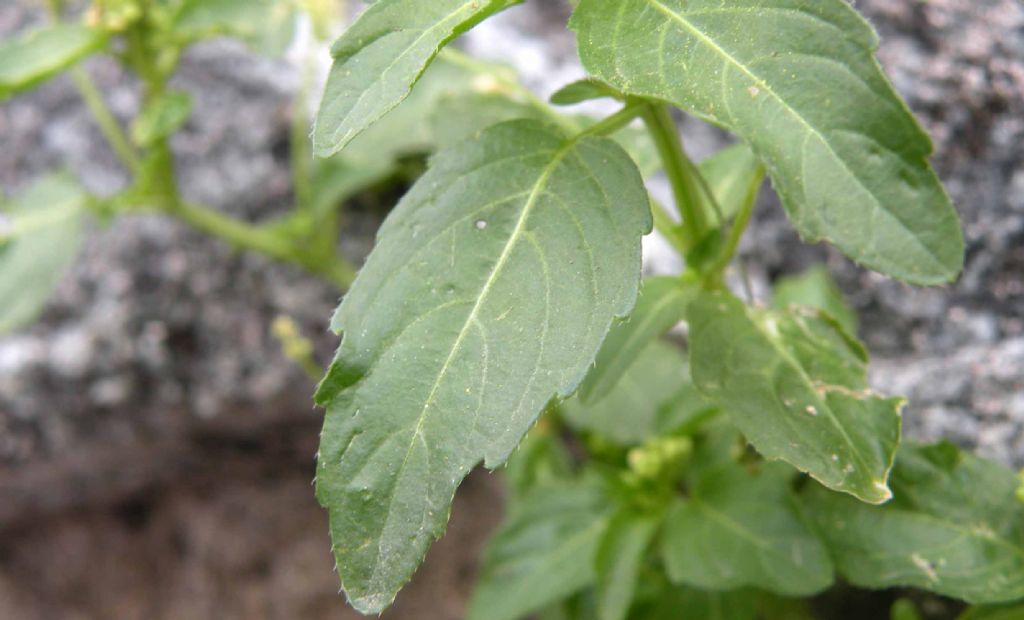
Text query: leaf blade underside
315 119 651 613
571 0 964 284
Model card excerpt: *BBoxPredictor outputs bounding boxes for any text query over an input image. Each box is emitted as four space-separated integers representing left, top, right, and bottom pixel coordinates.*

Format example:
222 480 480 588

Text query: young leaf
661 462 834 596
595 510 661 620
571 0 964 285
774 266 858 335
502 421 574 505
312 0 522 157
0 24 106 99
804 442 1024 603
564 340 697 445
314 120 651 613
467 482 611 620
0 175 85 333
687 291 902 503
580 276 696 403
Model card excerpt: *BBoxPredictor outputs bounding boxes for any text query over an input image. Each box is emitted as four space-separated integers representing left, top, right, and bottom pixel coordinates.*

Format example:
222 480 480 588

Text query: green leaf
571 0 964 285
564 340 700 445
468 482 611 620
0 24 106 99
428 91 546 149
312 0 521 157
698 142 764 227
314 120 651 613
891 599 924 620
131 90 192 147
595 510 661 620
804 442 1024 603
0 175 85 333
687 291 902 503
550 78 623 105
661 462 833 595
774 265 858 335
580 276 695 404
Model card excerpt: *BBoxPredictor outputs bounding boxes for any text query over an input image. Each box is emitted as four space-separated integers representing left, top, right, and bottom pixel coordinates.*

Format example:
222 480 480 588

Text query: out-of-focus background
0 0 1022 618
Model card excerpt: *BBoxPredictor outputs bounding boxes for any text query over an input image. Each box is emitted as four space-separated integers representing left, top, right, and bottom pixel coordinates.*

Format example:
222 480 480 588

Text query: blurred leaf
891 599 924 620
175 0 297 55
805 442 1024 604
630 586 759 620
428 91 545 149
774 266 858 335
580 276 696 404
0 24 106 99
312 0 522 156
564 340 698 445
131 90 192 146
661 462 834 596
0 175 86 333
595 510 661 620
468 481 612 620
957 603 1024 620
503 420 574 504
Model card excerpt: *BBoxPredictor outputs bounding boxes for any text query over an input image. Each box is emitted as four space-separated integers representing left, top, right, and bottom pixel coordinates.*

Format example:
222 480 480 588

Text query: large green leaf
571 0 964 285
805 442 1024 603
314 119 651 613
661 462 833 595
0 175 85 333
580 276 695 403
468 482 611 620
595 510 661 620
687 291 902 503
0 24 106 99
312 0 521 157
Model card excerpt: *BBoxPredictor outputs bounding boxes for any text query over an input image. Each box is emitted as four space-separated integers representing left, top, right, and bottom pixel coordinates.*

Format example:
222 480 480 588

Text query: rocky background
0 0 1022 618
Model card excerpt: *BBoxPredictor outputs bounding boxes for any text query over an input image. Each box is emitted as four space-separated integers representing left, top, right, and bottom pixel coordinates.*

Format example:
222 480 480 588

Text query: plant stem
705 163 765 278
640 104 709 251
577 102 643 139
162 200 356 289
650 197 687 256
70 68 141 174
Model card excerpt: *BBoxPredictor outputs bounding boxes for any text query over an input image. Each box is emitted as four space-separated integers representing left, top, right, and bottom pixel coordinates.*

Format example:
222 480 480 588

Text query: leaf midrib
365 137 578 589
642 0 947 271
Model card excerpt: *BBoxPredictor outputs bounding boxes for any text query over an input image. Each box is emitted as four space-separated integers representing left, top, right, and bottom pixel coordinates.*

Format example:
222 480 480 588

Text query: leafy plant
3 1 1023 618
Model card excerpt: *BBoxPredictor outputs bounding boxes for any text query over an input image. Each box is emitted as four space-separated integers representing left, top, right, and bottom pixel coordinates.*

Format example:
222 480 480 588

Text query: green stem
70 68 141 174
705 164 765 279
577 102 643 139
162 200 356 289
640 104 709 251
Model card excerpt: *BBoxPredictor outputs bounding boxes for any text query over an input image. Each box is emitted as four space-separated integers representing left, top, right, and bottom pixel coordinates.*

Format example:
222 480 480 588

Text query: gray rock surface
0 1 1022 616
